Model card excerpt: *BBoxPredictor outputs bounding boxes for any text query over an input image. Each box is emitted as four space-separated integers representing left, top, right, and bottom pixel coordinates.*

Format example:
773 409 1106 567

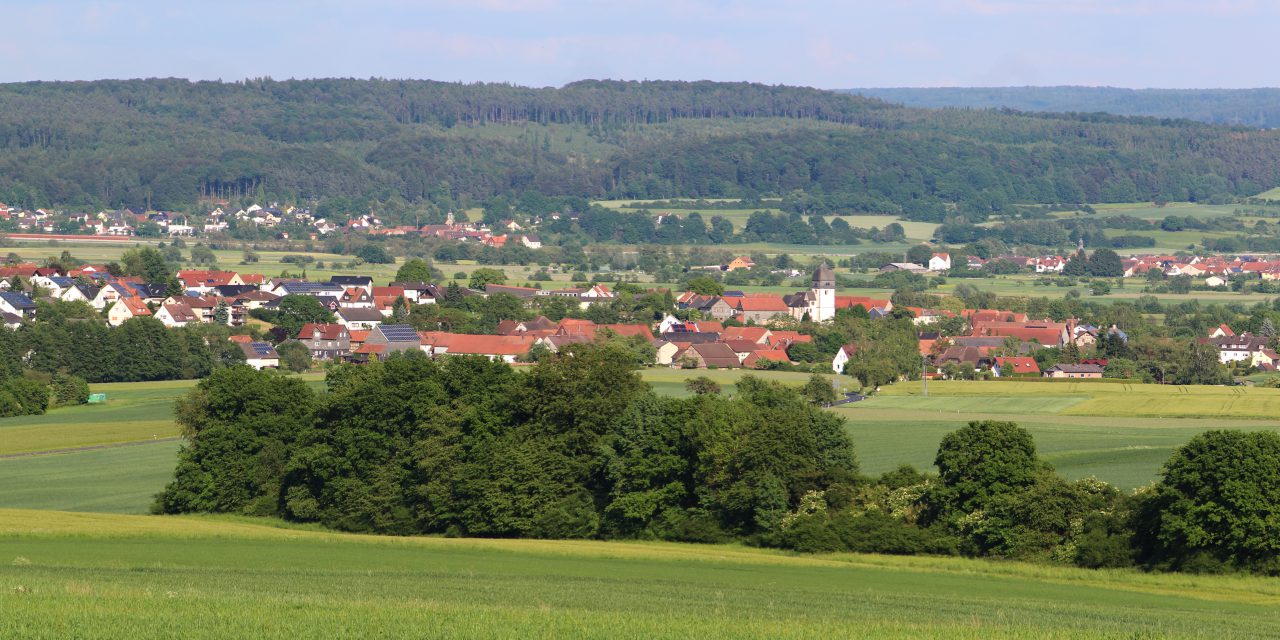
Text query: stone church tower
812 263 835 322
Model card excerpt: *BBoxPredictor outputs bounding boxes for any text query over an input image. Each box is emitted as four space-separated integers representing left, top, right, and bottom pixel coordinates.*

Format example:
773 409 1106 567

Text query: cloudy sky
1 0 1275 88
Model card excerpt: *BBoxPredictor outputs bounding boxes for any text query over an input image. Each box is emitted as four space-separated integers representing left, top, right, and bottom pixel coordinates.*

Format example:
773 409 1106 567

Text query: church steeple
812 263 835 290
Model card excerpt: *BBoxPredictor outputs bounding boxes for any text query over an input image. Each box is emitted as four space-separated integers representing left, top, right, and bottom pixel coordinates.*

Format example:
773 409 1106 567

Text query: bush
51 373 90 406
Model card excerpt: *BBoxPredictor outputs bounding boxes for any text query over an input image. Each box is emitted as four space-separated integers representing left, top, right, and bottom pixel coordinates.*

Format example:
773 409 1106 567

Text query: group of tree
14 301 244 382
157 346 858 543
155 350 1280 576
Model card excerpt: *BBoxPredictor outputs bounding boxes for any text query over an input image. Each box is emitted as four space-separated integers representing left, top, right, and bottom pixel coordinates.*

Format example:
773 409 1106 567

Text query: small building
1043 363 1105 379
928 252 952 272
994 356 1040 377
107 297 152 327
240 342 280 370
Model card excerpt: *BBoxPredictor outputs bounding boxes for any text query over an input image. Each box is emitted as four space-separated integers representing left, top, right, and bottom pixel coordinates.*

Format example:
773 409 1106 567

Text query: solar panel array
248 342 276 356
283 282 342 294
378 324 419 342
0 292 35 308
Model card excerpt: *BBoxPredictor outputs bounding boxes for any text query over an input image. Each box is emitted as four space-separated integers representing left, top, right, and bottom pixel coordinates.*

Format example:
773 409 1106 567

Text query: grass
639 367 857 397
0 441 179 513
841 380 1280 488
2 509 1279 639
0 380 195 455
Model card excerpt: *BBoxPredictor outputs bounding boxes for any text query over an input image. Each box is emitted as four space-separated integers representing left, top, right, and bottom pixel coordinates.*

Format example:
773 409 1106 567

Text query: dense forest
849 86 1280 129
2 79 1279 222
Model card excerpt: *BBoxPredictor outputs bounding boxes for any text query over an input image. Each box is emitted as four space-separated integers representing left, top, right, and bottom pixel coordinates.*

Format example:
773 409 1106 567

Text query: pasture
2 509 1278 639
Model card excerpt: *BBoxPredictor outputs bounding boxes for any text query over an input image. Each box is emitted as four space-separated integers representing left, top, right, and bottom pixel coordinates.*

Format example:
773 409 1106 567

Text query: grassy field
842 380 1280 487
0 379 195 455
0 441 179 513
2 509 1278 639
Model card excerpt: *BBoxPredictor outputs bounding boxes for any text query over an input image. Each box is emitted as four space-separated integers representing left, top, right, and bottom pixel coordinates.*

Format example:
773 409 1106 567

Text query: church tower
812 263 835 322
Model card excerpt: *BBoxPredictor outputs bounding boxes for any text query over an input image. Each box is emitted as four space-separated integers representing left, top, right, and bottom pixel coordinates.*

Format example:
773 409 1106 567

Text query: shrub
51 373 90 406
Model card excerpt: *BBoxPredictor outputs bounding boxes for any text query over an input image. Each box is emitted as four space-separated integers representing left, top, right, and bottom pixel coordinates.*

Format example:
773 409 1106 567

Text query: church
783 263 893 322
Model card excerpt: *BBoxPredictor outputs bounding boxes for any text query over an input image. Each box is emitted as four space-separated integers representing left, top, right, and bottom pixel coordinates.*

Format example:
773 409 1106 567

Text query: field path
0 436 180 460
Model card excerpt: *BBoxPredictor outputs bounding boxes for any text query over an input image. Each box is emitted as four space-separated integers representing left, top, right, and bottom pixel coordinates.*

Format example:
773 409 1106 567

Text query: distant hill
2 79 1280 221
846 87 1280 128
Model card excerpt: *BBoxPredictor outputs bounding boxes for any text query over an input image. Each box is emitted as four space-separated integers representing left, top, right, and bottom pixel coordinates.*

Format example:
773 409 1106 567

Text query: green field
2 509 1278 639
843 380 1280 488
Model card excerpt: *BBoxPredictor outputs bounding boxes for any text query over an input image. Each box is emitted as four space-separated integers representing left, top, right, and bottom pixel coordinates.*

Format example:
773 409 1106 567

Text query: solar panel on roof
379 324 419 341
249 342 276 356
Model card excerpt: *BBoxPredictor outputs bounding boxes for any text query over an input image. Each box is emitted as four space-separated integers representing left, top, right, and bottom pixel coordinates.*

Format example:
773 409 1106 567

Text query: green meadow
2 509 1278 639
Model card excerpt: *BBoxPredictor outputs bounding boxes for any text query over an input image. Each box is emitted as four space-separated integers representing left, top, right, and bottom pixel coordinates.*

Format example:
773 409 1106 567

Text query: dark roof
812 263 835 285
0 291 36 309
279 282 343 295
376 324 420 343
692 342 741 367
241 341 279 359
330 275 373 286
337 307 385 322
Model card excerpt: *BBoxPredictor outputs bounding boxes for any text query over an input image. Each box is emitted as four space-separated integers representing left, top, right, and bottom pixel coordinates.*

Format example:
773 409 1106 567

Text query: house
831 343 858 375
1208 324 1235 339
970 321 1069 347
743 349 791 369
1205 275 1228 288
936 346 987 370
330 275 374 295
653 339 680 366
0 291 36 318
297 323 351 360
678 294 735 321
389 282 441 304
155 301 199 327
678 342 741 369
362 324 422 356
928 252 952 272
420 332 537 363
1208 334 1271 364
994 356 1040 377
338 287 375 309
725 256 756 271
273 281 344 298
721 326 771 345
520 235 543 250
881 263 929 274
177 270 244 293
733 295 791 324
107 297 152 326
240 342 280 370
1043 363 1104 379
335 307 385 331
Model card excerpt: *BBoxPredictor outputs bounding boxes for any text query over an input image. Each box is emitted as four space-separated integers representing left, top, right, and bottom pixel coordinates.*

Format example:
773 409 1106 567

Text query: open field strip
1 510 1278 639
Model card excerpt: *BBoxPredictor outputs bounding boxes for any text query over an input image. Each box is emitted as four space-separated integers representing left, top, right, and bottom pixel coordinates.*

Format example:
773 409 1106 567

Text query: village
0 251 1268 382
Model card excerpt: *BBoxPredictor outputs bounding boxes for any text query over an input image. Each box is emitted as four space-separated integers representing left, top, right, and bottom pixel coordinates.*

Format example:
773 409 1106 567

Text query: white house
240 342 280 369
928 252 952 272
1205 275 1228 287
832 343 858 374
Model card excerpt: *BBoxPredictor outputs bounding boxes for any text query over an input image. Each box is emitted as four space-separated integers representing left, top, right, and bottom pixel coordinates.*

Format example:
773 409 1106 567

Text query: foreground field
1 510 1277 639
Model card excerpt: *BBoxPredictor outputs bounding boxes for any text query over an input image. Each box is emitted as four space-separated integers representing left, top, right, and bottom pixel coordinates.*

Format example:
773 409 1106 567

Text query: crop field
844 380 1280 487
0 379 194 455
639 368 859 397
2 510 1278 639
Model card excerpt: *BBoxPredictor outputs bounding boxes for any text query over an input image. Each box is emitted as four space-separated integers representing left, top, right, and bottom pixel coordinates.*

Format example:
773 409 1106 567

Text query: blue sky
1 0 1275 88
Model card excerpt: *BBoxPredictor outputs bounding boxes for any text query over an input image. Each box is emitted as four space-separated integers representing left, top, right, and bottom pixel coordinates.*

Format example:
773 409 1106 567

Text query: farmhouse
994 356 1040 377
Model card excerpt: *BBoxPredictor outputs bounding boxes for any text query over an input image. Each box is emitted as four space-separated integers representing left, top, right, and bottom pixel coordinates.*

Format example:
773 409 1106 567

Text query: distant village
0 248 1269 382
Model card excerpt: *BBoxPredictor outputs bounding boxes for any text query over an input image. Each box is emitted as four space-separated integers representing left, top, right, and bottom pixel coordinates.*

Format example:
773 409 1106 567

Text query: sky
1 0 1277 89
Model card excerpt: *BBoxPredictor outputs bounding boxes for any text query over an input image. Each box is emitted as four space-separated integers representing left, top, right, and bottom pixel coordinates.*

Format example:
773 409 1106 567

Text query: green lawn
1 509 1277 639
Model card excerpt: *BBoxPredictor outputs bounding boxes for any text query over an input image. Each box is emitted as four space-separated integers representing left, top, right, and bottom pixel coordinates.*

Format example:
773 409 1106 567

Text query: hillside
3 509 1279 639
2 79 1280 222
848 86 1280 128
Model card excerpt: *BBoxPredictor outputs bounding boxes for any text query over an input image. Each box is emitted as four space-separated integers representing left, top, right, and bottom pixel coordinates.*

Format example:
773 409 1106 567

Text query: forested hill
848 86 1280 129
2 78 1280 222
